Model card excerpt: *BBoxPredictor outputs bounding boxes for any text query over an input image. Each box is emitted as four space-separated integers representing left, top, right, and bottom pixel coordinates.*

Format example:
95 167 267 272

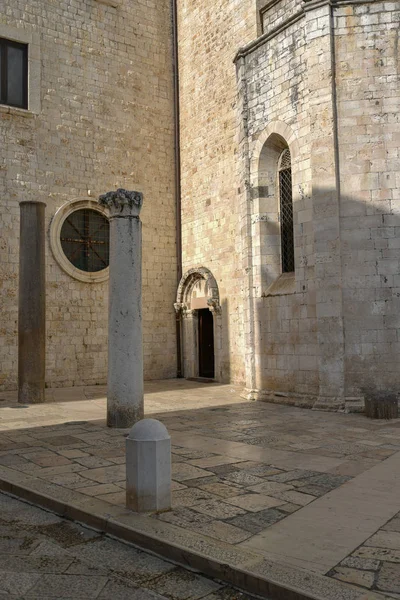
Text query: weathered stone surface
227 508 285 534
192 521 251 544
172 463 214 482
354 546 400 563
221 472 266 487
383 516 400 533
267 470 318 483
156 507 214 528
198 482 248 499
365 531 400 551
271 490 316 507
248 481 293 495
172 487 217 508
332 567 375 589
224 493 283 512
192 500 247 520
376 562 400 594
145 568 222 599
340 556 380 571
301 474 351 489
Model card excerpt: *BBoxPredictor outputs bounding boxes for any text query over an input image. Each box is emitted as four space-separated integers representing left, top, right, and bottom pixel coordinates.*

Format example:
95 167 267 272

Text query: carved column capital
98 188 143 218
174 302 185 315
207 298 221 315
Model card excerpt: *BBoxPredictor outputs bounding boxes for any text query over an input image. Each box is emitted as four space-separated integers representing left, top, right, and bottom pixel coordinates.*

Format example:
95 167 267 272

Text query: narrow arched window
278 148 294 273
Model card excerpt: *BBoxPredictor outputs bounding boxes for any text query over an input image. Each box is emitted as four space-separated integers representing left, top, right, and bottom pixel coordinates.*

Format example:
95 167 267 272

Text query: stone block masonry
1 0 398 408
177 0 257 385
0 0 177 390
335 2 400 398
235 0 400 408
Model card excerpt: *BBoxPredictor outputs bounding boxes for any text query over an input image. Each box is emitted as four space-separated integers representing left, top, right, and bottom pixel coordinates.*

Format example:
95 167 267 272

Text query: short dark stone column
18 201 46 404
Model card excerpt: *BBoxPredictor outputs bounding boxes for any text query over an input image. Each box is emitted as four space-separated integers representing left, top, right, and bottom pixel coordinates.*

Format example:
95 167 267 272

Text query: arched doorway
174 267 221 381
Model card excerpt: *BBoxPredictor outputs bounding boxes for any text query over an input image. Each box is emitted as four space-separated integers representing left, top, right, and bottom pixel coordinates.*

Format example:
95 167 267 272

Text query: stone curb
0 466 388 600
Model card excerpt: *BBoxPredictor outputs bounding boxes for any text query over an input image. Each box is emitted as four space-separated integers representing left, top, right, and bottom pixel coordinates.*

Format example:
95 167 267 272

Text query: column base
18 383 45 404
107 403 144 429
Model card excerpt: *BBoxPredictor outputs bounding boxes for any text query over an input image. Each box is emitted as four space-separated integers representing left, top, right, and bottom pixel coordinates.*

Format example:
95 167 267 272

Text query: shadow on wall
220 298 231 383
252 188 400 404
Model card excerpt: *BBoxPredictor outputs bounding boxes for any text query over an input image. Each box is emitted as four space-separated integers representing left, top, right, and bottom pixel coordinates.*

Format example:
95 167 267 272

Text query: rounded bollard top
127 418 170 442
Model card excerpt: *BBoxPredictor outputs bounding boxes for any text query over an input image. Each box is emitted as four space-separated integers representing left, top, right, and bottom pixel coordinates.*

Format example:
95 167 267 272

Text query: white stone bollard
126 419 171 513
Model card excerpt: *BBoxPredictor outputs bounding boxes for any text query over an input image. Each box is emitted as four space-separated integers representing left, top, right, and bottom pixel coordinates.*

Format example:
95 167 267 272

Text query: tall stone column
98 189 144 428
18 201 46 404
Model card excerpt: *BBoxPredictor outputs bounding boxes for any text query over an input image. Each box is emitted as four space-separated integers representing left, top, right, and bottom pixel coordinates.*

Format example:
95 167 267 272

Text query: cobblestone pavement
0 491 259 599
329 511 400 597
0 380 399 595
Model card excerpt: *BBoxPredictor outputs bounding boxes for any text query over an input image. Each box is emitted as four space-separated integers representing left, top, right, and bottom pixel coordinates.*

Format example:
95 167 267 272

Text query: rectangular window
0 38 28 109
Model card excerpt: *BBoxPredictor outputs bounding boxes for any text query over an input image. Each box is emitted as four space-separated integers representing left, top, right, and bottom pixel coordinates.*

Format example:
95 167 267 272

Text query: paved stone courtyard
0 380 399 598
0 491 257 599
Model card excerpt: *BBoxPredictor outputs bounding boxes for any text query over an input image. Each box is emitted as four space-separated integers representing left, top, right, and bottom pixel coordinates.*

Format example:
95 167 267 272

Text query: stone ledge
242 388 317 409
0 104 36 119
95 0 122 6
240 388 365 413
0 464 388 600
241 389 366 413
262 272 296 297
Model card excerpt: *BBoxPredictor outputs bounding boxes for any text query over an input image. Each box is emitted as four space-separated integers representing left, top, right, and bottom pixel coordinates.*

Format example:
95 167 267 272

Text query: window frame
50 199 110 283
0 37 28 110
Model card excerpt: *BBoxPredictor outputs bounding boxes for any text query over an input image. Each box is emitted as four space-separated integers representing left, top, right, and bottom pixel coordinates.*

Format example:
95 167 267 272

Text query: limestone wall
238 0 400 407
335 2 400 397
177 0 257 384
0 0 177 389
260 0 302 33
239 14 318 399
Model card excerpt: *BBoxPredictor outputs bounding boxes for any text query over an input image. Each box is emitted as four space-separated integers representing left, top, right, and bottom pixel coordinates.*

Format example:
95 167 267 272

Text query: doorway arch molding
175 266 220 313
174 266 222 380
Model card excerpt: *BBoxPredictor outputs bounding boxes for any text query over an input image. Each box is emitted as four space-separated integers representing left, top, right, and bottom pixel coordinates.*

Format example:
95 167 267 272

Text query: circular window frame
50 199 110 283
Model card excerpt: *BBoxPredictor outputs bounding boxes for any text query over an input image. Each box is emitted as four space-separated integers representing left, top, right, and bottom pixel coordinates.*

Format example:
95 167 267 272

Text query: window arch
278 148 294 273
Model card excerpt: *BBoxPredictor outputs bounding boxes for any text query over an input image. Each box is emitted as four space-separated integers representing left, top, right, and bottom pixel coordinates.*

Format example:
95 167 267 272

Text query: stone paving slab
0 380 399 599
241 452 400 575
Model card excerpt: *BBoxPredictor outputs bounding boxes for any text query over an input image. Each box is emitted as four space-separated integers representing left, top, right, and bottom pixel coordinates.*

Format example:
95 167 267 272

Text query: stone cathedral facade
0 0 399 412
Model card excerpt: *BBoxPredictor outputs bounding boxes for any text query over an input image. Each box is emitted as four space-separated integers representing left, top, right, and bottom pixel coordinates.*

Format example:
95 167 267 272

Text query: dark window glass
0 38 28 109
60 209 110 273
279 149 295 273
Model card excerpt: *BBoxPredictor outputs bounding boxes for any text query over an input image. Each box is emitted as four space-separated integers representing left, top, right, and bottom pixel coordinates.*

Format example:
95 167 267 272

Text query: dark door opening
198 308 215 378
